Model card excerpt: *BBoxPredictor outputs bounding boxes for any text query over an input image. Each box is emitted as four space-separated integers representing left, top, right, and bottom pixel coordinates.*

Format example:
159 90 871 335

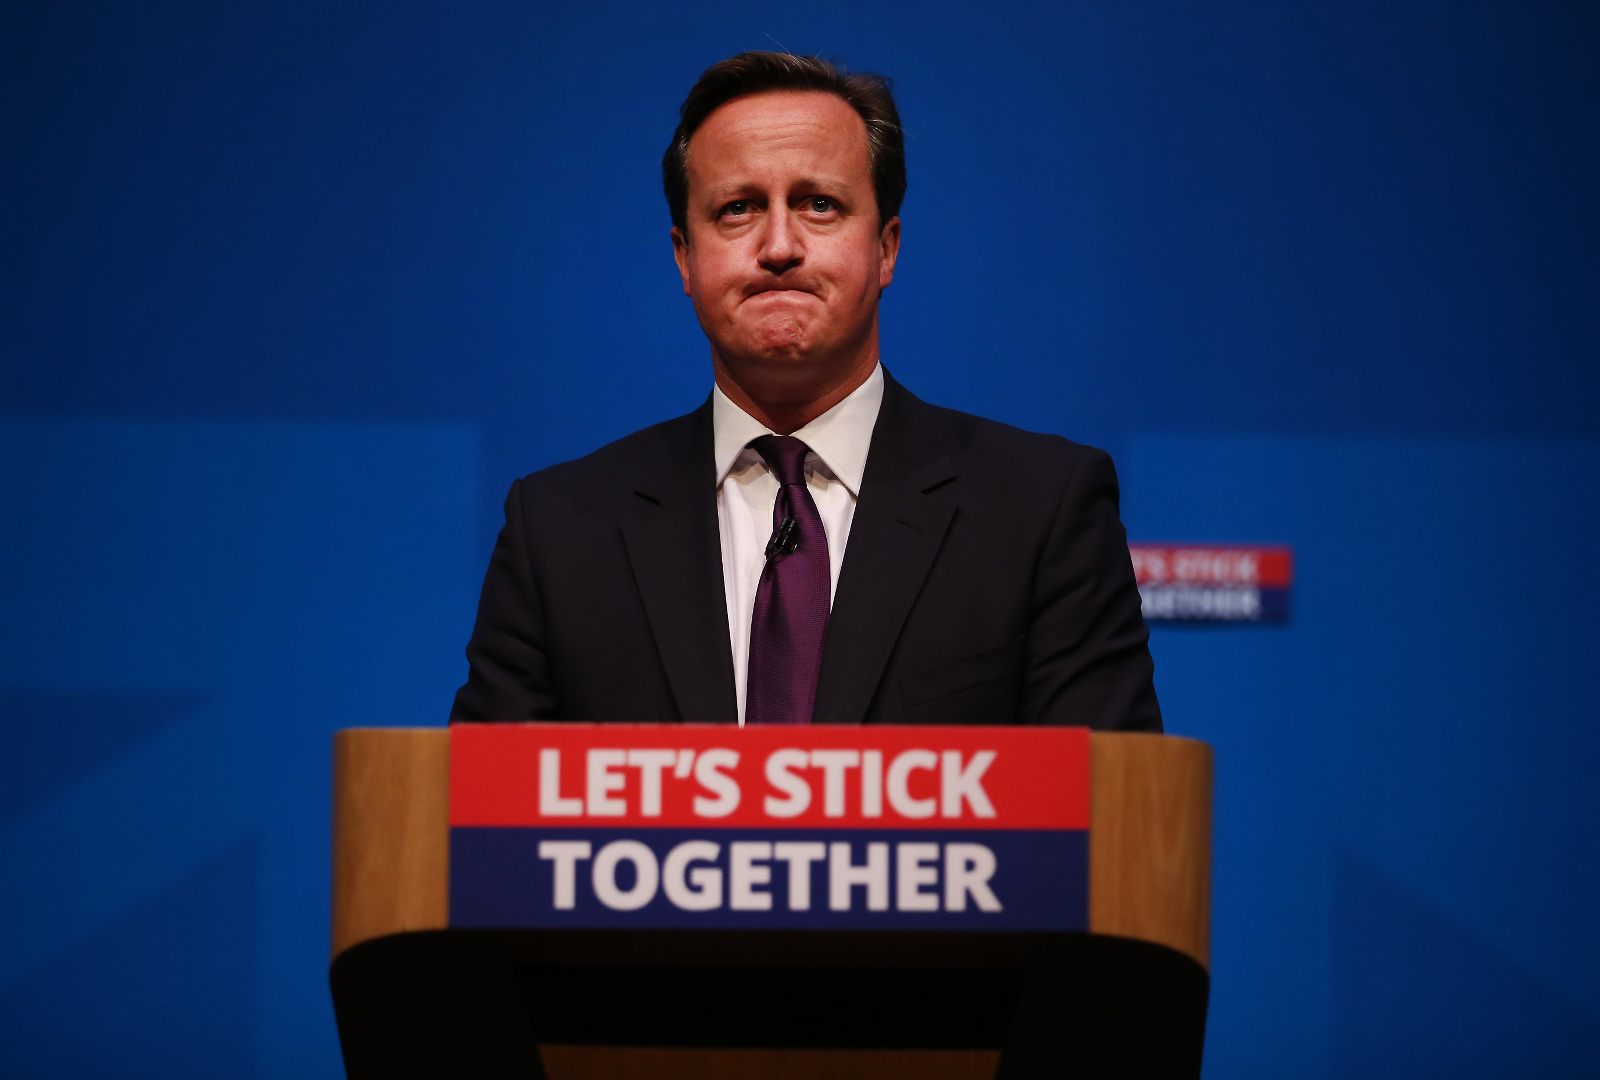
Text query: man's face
672 90 899 394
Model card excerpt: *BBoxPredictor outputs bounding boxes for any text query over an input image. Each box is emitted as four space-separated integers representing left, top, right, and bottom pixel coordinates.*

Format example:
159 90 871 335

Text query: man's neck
712 350 879 435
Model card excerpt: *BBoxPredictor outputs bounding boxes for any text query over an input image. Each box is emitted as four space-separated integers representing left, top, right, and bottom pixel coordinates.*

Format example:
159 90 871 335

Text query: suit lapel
814 375 959 724
619 401 739 724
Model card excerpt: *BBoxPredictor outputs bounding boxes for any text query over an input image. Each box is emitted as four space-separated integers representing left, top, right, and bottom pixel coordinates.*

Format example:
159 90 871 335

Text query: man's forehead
705 89 860 133
687 90 869 185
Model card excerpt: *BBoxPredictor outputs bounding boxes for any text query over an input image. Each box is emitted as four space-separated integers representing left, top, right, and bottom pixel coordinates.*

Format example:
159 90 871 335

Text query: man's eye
722 201 752 217
808 197 835 213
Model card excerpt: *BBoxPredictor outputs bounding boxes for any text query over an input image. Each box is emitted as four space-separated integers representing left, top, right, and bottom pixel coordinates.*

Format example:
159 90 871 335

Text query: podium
329 728 1211 1079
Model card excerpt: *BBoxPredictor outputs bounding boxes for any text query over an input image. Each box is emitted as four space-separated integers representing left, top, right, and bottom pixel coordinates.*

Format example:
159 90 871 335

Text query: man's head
664 53 905 431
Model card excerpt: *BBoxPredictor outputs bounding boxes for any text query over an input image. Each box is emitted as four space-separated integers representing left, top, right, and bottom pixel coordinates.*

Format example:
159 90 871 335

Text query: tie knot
748 435 812 487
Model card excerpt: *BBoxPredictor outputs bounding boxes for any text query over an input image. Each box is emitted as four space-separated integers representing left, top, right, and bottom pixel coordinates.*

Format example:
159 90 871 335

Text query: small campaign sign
1129 544 1293 623
450 724 1090 932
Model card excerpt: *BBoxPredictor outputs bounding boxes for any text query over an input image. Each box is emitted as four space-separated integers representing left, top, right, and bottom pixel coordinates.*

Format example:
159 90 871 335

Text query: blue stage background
2 1 1597 1076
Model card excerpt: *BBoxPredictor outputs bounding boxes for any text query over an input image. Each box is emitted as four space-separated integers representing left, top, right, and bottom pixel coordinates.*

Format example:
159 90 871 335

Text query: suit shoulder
513 406 705 497
917 399 1111 476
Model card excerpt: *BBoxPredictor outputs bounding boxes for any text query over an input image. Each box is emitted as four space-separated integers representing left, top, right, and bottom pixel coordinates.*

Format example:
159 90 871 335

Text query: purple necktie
745 435 831 725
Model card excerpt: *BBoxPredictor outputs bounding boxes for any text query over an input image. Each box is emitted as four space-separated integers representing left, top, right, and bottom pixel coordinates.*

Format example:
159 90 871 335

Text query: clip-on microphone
765 518 800 558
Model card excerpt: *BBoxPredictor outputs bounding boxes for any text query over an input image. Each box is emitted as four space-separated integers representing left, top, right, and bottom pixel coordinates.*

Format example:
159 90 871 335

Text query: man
451 52 1160 731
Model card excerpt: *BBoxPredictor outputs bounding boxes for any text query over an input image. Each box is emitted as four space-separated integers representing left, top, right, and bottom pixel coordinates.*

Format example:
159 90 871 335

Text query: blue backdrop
2 1 1596 1077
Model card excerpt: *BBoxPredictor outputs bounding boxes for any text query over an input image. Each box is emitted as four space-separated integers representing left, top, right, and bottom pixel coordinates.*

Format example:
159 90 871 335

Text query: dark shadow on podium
331 928 1207 1079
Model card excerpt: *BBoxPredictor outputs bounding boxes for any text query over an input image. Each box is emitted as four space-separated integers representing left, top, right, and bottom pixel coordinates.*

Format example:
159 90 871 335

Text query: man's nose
756 206 803 275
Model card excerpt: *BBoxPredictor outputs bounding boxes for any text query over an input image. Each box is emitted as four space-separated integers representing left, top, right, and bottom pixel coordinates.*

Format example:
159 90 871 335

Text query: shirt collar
712 363 884 497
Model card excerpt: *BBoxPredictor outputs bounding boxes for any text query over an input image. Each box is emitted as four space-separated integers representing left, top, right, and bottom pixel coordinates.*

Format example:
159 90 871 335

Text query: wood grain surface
330 727 449 958
1088 732 1213 967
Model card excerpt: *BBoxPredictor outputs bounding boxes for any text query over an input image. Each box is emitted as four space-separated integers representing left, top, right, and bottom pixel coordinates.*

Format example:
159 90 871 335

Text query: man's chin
730 343 816 369
715 337 873 409
729 320 816 365
717 337 831 379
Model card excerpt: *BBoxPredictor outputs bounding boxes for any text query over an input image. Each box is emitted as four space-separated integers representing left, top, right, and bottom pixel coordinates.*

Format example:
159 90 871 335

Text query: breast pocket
897 635 1026 725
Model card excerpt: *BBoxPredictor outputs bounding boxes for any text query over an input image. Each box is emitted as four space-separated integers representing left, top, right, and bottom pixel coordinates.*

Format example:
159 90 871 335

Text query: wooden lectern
329 729 1211 1079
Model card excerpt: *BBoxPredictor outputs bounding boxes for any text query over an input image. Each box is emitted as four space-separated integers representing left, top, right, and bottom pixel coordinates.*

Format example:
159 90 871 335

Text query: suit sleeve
449 479 559 723
1021 447 1162 732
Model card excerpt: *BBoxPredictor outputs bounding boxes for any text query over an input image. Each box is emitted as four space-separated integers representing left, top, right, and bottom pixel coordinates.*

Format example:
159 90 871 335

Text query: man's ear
878 216 901 290
671 226 692 296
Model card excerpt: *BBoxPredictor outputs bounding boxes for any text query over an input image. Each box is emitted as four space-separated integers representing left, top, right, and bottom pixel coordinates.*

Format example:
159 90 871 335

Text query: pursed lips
744 286 817 302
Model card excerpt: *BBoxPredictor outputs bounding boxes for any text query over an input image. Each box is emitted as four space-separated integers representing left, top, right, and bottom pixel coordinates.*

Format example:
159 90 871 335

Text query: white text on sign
535 748 999 821
536 838 1003 913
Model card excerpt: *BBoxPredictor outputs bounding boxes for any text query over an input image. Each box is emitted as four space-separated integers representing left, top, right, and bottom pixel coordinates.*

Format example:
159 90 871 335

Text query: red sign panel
452 724 1088 830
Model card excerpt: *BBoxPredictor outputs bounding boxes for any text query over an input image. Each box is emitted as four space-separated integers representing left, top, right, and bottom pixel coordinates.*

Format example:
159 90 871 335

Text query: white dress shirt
713 364 885 725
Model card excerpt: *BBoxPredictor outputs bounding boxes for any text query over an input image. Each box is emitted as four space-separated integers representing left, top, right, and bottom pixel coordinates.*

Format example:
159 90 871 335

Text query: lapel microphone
765 518 800 558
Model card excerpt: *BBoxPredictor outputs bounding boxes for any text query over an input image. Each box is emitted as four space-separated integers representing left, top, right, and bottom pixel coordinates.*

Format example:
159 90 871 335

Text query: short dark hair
663 52 906 234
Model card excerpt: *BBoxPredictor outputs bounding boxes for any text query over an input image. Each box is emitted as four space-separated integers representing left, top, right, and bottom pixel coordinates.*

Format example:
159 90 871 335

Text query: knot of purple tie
745 435 831 725
751 434 811 489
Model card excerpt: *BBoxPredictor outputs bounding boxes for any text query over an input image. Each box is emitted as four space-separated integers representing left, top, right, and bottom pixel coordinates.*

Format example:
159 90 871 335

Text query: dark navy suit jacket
451 372 1161 730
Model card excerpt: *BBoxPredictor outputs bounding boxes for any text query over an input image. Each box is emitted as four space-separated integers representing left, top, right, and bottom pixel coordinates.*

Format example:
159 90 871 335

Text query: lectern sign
449 724 1089 931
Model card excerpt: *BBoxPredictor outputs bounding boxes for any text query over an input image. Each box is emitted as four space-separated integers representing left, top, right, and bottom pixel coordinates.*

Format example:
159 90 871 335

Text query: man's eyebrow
701 176 856 202
786 175 854 193
703 183 763 201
